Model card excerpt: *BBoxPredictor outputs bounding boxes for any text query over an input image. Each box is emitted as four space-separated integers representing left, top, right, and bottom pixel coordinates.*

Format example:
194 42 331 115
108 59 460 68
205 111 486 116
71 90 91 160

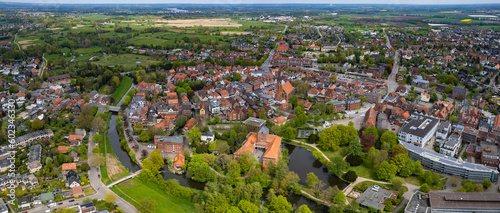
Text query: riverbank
99 112 130 185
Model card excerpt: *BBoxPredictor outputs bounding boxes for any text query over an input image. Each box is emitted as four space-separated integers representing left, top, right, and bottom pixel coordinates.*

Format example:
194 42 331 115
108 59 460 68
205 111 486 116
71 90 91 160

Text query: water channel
108 114 345 212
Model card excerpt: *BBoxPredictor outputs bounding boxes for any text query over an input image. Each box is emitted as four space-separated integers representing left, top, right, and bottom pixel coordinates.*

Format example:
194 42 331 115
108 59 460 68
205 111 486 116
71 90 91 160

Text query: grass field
75 47 102 54
111 179 196 213
92 54 159 70
110 76 132 105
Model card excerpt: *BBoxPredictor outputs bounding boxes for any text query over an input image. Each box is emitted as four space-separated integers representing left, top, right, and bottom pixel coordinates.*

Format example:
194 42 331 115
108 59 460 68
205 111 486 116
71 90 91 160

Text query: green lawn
111 179 196 213
92 54 159 70
75 47 102 54
347 162 378 180
84 187 95 196
111 76 132 105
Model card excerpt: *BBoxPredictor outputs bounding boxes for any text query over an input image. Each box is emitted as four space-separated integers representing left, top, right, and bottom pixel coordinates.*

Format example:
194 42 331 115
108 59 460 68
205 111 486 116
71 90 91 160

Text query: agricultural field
92 54 160 70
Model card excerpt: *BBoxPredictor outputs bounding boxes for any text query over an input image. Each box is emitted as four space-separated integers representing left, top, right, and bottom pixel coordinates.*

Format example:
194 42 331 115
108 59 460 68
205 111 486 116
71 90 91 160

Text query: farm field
92 54 160 70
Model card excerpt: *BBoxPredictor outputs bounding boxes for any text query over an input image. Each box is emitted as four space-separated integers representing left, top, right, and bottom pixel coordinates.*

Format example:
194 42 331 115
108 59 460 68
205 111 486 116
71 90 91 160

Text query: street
29 131 138 213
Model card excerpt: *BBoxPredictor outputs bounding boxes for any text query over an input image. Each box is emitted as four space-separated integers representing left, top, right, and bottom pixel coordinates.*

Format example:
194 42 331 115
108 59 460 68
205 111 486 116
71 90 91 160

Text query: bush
92 147 100 154
342 170 358 182
483 179 492 189
346 154 363 166
419 183 430 193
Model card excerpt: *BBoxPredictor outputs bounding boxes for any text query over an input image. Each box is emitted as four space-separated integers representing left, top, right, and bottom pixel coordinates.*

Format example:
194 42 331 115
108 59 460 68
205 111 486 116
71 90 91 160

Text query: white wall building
398 113 440 147
440 133 462 157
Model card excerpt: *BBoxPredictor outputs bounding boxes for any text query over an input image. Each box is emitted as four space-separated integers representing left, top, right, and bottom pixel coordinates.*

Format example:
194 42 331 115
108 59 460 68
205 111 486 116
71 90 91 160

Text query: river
108 114 141 172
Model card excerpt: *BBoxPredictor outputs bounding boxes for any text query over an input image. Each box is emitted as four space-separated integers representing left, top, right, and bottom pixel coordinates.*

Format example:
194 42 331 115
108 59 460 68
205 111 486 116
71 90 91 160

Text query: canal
108 114 141 172
108 114 343 212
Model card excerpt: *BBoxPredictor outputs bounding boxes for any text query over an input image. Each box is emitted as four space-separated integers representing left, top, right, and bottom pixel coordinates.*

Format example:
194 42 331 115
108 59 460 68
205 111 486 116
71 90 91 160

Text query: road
29 131 137 213
38 54 47 78
386 50 400 96
383 29 392 49
262 25 287 72
316 27 323 39
116 83 135 107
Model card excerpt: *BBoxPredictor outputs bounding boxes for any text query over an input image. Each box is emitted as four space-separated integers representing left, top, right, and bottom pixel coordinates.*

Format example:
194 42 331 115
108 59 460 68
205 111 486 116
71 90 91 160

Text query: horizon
2 0 500 5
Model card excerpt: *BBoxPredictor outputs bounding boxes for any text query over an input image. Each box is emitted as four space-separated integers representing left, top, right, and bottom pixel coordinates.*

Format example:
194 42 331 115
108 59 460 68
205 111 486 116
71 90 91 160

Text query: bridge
109 106 120 112
107 170 141 188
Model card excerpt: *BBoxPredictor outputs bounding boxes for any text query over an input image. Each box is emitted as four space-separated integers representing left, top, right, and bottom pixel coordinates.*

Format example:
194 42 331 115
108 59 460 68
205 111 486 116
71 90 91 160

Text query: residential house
173 154 185 171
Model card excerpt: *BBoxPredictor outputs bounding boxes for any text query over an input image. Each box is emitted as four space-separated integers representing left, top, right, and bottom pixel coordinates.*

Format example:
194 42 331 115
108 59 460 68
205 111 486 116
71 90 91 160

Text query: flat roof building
405 191 430 213
358 185 398 211
429 191 500 212
399 113 440 147
403 142 498 182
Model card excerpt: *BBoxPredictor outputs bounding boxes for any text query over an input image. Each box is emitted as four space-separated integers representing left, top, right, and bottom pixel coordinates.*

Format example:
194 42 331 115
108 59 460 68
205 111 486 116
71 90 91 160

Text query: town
0 2 499 213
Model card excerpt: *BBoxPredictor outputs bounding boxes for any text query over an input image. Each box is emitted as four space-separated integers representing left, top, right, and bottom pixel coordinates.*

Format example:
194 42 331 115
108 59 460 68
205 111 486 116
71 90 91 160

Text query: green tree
233 73 242 81
380 131 398 147
383 199 394 212
362 126 379 139
228 159 241 182
296 205 312 213
419 183 430 193
391 177 405 192
9 85 19 93
269 195 292 213
306 172 319 188
445 84 453 93
76 105 94 130
104 192 117 203
482 179 492 189
92 133 101 143
342 170 358 182
283 127 297 140
188 126 202 143
332 191 346 206
289 95 299 108
329 156 349 176
237 200 259 213
375 161 398 181
31 118 43 130
139 131 150 142
319 126 341 150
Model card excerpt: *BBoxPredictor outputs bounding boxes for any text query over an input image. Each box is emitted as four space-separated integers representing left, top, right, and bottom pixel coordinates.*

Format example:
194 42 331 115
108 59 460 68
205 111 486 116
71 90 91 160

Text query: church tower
276 68 285 99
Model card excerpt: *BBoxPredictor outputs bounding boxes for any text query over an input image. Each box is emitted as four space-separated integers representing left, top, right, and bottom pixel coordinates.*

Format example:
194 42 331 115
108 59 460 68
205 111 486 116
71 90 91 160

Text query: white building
440 134 462 157
398 113 440 147
201 132 215 143
435 122 451 140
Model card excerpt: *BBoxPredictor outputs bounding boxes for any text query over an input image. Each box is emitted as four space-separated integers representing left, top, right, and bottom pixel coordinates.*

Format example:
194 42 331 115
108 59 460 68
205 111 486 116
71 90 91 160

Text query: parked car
57 202 63 205
69 199 74 202
47 203 56 208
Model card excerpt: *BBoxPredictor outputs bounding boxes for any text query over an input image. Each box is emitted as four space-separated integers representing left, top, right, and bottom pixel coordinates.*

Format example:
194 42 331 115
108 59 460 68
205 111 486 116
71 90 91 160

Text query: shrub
92 147 100 153
342 170 358 182
482 179 492 189
346 154 363 166
419 183 430 193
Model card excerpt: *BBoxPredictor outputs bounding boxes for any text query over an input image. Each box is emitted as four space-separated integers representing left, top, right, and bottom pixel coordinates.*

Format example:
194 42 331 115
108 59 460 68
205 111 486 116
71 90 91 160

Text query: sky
1 0 500 4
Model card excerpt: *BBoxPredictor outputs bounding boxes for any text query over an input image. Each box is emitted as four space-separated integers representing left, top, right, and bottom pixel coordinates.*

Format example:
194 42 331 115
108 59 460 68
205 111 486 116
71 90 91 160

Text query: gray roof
154 135 184 144
14 129 53 145
400 114 440 138
403 142 498 173
201 132 214 137
28 145 41 163
443 134 461 148
405 192 430 213
358 185 395 210
429 191 500 210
